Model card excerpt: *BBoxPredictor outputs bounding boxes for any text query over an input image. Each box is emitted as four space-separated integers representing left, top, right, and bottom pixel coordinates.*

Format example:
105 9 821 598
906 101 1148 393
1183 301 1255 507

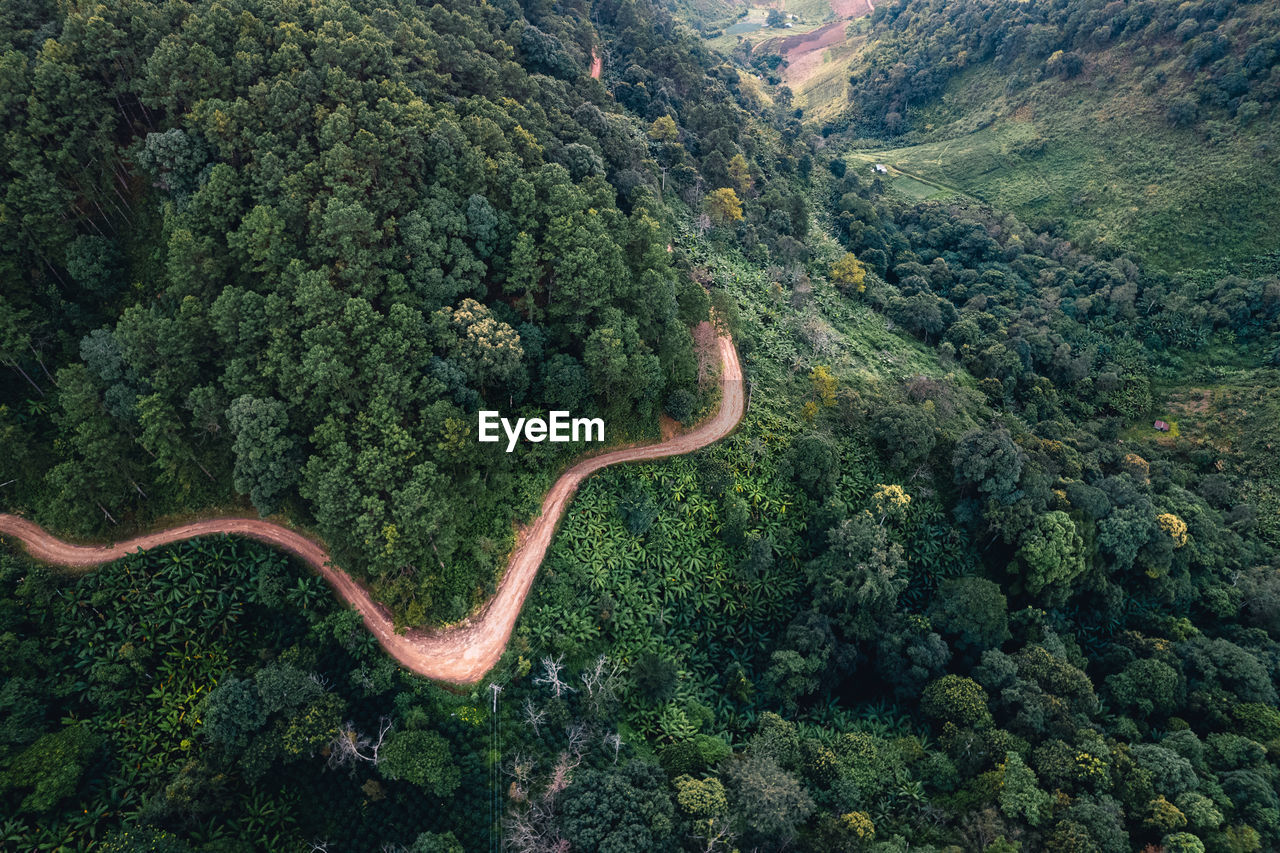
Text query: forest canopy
2 0 1279 850
0 0 775 623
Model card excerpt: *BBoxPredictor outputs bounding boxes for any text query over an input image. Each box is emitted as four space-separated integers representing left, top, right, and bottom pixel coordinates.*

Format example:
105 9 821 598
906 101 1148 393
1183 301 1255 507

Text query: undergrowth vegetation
0 541 491 852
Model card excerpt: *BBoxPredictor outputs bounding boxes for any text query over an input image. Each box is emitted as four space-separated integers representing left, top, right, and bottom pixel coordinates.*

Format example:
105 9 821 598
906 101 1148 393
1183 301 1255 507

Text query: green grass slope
820 0 1280 271
848 63 1280 270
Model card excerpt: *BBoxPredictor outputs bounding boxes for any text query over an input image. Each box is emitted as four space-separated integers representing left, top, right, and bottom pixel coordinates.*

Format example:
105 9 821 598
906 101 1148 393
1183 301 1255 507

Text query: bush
665 388 698 423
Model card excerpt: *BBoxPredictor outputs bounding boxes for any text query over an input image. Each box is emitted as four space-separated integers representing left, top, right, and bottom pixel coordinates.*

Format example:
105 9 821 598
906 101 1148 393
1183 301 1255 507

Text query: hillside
0 0 812 626
3 0 1280 851
806 0 1280 269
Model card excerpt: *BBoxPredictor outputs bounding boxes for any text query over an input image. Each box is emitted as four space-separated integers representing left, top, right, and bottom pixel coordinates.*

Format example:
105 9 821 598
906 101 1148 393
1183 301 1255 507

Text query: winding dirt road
0 334 744 684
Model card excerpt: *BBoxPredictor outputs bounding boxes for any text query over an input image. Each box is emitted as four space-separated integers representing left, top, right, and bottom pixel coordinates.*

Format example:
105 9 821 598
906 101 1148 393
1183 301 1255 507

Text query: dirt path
590 49 602 80
0 334 744 685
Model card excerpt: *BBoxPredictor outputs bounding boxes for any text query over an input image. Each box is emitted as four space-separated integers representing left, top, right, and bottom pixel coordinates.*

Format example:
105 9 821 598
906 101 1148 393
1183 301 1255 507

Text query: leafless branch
523 698 547 736
534 655 576 698
693 817 737 853
604 731 623 764
326 716 392 769
565 724 588 761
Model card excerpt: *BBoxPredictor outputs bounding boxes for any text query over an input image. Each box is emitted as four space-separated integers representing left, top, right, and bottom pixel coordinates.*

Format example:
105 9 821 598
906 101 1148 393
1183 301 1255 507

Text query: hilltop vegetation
0 0 812 624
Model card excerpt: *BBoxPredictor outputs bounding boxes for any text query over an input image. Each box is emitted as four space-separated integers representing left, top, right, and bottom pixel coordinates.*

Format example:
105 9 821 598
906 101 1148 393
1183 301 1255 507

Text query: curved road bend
0 333 744 684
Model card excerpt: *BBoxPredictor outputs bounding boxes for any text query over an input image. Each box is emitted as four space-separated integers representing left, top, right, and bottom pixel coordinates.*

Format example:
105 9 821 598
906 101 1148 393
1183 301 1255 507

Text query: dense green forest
844 0 1280 136
0 0 736 624
1 541 491 851
3 0 1280 850
0 0 823 624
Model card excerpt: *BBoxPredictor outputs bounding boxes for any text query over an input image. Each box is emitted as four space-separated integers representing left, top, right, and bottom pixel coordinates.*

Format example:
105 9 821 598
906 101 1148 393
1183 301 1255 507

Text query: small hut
1153 420 1171 432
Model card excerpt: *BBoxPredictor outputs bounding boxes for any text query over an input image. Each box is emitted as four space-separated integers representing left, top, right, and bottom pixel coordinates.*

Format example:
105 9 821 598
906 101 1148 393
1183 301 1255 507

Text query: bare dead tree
502 752 535 804
692 817 737 853
326 716 392 769
603 731 623 764
546 752 576 798
523 698 547 737
307 841 330 853
505 752 574 853
507 803 567 853
534 655 575 698
565 724 589 762
583 655 624 715
578 653 621 702
579 654 606 696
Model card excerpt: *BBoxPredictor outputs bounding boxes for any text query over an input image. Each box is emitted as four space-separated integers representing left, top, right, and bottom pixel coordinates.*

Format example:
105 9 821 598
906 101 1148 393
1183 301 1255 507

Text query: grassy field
888 174 952 201
843 64 1280 271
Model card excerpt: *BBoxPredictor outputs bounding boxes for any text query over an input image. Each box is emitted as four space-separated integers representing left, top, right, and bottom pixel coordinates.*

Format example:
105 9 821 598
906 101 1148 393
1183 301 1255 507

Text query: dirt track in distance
0 333 744 684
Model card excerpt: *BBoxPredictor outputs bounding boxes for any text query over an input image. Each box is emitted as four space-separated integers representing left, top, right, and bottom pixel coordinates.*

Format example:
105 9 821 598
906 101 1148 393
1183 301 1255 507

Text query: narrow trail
0 334 744 684
590 48 603 80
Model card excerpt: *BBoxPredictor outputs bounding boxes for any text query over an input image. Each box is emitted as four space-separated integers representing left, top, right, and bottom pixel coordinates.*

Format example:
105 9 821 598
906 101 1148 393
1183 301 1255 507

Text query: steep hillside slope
824 0 1280 269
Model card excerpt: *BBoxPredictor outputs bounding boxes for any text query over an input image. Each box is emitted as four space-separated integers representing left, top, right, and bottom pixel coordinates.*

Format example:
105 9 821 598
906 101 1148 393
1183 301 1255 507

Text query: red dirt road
0 334 744 685
590 49 603 80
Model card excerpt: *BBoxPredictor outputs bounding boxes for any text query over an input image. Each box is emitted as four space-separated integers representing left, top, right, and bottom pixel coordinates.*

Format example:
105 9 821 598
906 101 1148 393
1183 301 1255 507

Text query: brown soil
753 0 883 87
590 49 603 80
0 334 745 685
1170 389 1214 415
757 21 849 87
759 20 847 56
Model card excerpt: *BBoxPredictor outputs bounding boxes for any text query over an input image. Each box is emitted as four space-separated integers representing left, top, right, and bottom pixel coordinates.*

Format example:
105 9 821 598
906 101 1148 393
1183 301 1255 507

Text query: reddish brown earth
758 20 847 56
756 0 884 86
590 49 603 80
756 21 848 86
0 334 744 685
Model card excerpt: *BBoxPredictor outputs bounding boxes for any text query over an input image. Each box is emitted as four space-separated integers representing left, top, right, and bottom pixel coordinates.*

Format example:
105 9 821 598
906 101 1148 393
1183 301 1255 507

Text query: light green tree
1016 510 1086 594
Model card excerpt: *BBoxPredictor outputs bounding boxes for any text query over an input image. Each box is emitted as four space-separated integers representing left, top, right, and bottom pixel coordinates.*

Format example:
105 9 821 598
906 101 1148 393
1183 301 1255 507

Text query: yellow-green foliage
1157 513 1189 548
674 775 728 817
1146 795 1189 832
872 484 911 521
830 252 867 293
841 810 876 839
649 115 678 141
704 187 744 224
810 364 837 406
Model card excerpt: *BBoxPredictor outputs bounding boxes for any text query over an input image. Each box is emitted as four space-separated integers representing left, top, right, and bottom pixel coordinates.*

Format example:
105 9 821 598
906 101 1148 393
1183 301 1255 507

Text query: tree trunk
5 361 45 397
97 502 118 524
30 345 57 386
